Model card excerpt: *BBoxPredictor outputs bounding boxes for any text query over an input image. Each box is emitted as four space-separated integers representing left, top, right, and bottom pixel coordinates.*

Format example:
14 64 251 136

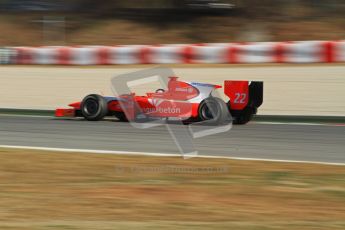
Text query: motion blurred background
0 2 345 230
0 0 344 45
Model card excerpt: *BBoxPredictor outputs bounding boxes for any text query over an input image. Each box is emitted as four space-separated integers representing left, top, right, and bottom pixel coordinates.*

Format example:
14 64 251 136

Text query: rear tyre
81 94 108 121
198 97 230 125
234 111 253 124
229 105 255 125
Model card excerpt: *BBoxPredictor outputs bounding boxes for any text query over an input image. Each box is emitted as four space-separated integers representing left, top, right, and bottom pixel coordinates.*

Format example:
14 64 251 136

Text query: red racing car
55 76 263 125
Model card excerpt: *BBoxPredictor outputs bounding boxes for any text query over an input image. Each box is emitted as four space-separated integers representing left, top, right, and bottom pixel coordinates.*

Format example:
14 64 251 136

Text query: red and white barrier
190 44 228 63
229 42 278 63
283 41 328 63
10 40 345 65
335 41 345 62
145 45 186 64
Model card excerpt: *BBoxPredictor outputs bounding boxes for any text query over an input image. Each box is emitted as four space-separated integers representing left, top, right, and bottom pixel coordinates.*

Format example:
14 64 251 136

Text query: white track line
253 121 345 126
0 114 52 118
0 145 344 166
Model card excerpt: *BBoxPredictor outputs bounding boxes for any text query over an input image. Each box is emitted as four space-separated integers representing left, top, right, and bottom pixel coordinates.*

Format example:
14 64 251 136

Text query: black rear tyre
229 105 255 125
234 110 253 124
81 94 108 121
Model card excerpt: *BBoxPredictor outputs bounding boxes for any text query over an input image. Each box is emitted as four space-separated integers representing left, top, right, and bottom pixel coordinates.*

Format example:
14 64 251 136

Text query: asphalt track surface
0 115 344 164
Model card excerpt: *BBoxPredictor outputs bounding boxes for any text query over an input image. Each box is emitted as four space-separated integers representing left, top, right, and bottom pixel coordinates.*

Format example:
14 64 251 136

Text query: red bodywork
55 77 263 121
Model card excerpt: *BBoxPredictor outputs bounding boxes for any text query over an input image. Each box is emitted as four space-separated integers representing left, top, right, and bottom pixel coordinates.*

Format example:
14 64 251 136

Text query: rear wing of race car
224 80 263 111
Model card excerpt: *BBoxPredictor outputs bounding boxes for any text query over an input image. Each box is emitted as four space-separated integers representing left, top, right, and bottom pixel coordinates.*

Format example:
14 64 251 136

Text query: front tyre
81 94 108 121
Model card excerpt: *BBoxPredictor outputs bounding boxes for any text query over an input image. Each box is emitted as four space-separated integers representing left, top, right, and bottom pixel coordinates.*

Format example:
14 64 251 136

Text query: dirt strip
0 148 344 230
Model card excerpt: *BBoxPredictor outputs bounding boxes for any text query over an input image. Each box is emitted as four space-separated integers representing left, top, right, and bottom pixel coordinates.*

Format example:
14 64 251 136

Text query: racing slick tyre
81 94 108 121
232 106 255 125
198 97 230 125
